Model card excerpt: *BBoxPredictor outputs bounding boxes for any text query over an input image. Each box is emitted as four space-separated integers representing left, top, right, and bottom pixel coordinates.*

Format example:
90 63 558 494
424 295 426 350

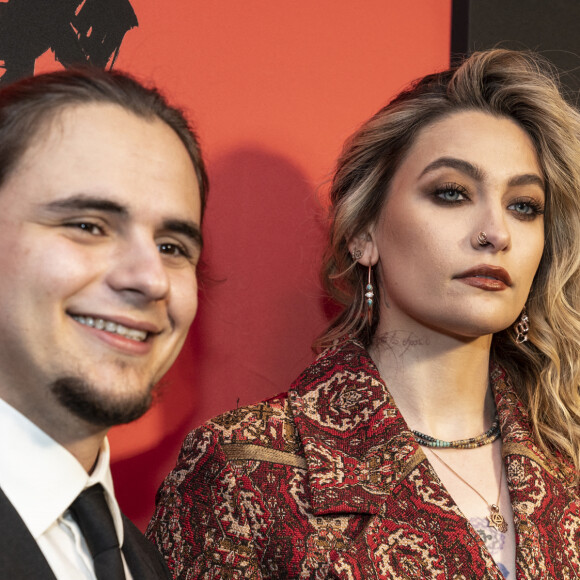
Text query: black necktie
68 484 126 580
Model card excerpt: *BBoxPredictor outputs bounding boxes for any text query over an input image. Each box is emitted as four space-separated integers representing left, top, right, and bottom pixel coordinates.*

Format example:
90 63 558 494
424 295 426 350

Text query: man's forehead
1 103 202 226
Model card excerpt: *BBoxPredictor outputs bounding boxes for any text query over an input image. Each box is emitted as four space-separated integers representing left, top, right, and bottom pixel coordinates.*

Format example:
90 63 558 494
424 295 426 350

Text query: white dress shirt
0 397 133 579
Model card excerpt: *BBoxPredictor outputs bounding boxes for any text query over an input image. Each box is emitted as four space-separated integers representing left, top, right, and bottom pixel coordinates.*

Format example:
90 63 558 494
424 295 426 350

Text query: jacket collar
288 340 423 515
492 363 578 489
288 340 578 521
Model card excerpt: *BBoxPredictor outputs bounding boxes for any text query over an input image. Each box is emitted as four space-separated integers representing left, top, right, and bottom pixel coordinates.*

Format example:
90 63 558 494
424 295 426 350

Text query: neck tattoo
426 447 508 533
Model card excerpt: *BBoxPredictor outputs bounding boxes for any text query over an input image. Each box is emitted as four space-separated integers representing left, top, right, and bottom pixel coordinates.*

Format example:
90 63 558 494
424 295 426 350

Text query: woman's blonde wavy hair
316 49 580 475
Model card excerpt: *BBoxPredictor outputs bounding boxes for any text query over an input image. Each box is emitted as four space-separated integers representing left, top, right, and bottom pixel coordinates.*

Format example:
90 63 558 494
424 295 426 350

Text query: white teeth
72 315 148 342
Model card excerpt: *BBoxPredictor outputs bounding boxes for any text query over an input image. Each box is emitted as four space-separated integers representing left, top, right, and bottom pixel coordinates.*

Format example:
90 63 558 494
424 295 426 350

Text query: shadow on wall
111 146 332 530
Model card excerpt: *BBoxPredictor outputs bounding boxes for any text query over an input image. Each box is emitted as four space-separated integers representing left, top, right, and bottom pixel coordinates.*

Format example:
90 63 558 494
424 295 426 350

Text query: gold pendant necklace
426 447 508 533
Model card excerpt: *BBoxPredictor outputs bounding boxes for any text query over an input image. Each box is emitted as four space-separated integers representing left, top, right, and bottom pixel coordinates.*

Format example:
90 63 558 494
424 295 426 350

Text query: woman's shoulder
177 391 303 466
172 339 375 472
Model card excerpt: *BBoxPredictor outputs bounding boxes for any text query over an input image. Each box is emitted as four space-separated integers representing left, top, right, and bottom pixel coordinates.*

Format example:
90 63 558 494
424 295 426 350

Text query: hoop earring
364 266 374 325
514 307 529 344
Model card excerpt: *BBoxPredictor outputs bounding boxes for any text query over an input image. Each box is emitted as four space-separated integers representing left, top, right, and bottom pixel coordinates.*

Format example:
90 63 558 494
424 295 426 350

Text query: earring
351 248 363 261
364 266 374 325
477 232 488 246
514 307 529 343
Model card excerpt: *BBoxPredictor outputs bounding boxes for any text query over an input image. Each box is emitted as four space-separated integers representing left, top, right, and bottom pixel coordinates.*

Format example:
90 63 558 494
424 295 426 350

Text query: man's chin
50 376 154 428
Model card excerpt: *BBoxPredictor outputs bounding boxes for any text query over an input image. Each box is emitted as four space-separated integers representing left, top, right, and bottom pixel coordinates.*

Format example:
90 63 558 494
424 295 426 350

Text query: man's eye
159 243 187 257
66 222 103 235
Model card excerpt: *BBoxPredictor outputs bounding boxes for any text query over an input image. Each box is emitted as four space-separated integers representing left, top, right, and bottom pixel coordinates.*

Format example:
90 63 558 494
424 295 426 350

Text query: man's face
0 103 202 435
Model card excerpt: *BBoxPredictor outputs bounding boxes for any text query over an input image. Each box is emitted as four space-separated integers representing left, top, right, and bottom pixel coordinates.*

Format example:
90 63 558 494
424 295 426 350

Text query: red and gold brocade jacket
147 340 580 579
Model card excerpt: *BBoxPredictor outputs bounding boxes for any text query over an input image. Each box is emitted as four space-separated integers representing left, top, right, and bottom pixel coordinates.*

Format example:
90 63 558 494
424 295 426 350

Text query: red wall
44 1 452 530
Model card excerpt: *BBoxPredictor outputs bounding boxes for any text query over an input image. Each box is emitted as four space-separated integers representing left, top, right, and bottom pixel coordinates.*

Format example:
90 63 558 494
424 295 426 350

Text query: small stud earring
351 248 363 261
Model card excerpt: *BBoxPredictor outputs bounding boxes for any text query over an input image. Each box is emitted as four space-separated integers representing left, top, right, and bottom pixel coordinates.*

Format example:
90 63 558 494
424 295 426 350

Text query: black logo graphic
0 0 138 85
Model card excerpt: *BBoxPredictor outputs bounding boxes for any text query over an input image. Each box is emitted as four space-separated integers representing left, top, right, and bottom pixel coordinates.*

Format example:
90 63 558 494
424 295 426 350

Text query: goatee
51 376 154 427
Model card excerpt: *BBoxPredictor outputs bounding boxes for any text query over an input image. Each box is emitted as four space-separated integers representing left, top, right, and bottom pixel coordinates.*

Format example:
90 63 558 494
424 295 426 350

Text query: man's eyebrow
163 219 203 250
43 194 203 248
43 195 129 215
419 157 485 181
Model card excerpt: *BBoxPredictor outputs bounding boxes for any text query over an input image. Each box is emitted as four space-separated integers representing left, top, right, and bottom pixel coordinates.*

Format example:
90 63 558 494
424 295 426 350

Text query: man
0 68 207 579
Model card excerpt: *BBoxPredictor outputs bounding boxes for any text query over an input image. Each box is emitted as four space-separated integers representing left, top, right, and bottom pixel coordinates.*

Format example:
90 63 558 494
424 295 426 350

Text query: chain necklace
412 416 500 449
426 447 508 533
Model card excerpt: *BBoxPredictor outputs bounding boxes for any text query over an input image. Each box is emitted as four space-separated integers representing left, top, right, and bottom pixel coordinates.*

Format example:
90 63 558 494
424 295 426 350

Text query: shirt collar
0 398 124 544
85 438 125 545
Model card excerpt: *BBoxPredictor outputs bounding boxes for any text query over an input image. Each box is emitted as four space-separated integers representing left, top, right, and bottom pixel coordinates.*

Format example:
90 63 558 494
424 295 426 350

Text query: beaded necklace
412 416 500 449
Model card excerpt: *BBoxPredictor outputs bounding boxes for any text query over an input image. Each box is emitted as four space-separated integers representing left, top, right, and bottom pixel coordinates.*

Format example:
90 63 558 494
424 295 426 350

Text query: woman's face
370 110 545 340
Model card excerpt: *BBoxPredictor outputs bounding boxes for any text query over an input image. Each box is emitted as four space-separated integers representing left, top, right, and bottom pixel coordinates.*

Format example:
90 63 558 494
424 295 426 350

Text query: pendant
487 504 508 533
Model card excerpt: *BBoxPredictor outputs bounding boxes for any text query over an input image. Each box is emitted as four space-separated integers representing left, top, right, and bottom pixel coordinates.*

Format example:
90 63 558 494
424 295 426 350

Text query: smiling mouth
71 315 149 342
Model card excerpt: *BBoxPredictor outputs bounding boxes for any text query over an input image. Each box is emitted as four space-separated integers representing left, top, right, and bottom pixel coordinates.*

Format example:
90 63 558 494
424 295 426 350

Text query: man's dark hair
0 66 208 216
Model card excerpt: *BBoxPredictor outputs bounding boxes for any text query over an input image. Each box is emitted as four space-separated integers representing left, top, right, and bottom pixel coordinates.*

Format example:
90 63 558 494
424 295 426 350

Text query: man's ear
347 231 379 267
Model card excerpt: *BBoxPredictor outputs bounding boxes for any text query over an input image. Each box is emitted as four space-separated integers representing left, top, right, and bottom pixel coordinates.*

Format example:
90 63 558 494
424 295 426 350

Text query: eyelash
432 183 545 220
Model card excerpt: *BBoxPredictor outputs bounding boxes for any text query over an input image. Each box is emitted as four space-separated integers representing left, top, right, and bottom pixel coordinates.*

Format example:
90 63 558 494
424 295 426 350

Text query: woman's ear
347 231 379 267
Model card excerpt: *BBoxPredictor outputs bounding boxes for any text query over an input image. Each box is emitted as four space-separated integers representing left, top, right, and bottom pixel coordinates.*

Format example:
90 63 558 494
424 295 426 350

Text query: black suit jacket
0 486 170 579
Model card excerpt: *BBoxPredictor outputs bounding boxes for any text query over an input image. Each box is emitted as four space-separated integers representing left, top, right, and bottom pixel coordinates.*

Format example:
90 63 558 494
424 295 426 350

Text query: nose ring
477 232 488 246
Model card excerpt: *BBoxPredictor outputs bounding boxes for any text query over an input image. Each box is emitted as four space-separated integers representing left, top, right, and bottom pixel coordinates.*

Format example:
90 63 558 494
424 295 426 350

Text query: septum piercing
477 232 488 246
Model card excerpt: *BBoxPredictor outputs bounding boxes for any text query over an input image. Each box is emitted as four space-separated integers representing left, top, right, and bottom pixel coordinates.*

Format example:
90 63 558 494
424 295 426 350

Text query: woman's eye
440 190 462 201
513 202 532 214
508 198 545 220
433 183 468 204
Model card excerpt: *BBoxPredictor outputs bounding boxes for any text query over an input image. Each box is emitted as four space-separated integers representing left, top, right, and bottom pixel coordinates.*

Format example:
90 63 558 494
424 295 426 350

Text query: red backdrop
40 1 452 530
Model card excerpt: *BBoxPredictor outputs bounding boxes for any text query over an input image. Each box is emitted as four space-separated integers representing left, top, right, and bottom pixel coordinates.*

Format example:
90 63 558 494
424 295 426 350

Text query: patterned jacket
147 340 580 579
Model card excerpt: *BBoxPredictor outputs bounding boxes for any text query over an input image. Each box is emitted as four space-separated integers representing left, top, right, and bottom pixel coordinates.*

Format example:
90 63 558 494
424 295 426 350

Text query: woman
147 49 580 579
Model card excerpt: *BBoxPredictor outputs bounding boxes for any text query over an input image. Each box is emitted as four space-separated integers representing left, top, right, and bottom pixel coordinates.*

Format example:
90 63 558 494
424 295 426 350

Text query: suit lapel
121 515 171 579
0 486 57 580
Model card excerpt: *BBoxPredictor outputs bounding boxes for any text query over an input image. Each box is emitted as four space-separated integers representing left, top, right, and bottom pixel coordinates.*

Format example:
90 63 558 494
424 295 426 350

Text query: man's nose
106 235 170 302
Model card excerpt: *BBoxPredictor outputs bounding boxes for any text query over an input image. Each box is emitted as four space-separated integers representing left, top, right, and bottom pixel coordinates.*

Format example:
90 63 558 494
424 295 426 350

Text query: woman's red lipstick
454 265 512 291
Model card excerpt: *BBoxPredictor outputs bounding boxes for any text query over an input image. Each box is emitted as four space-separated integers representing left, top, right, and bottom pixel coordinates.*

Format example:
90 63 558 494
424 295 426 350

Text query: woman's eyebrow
507 173 545 189
419 157 484 181
419 156 544 190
